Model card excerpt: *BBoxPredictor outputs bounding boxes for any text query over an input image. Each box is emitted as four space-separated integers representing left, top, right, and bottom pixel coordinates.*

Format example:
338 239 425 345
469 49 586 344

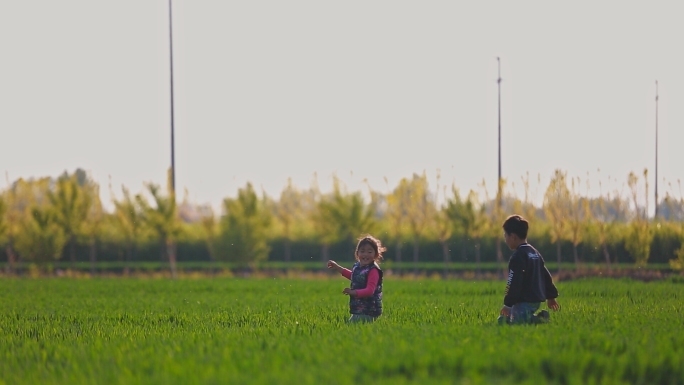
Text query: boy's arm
541 263 559 299
503 253 524 307
541 264 560 310
350 269 379 297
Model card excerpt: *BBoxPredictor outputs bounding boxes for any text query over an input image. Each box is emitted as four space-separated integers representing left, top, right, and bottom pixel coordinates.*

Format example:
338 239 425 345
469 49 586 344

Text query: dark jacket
503 243 558 307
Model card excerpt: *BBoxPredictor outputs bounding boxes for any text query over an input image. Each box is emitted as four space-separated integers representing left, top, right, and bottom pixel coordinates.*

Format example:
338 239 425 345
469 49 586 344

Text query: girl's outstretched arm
327 260 352 280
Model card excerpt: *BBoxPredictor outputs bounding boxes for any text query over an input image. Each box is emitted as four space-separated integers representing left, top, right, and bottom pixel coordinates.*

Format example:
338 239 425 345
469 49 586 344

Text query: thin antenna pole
654 80 659 218
496 57 501 204
496 57 504 275
497 57 502 205
168 0 176 194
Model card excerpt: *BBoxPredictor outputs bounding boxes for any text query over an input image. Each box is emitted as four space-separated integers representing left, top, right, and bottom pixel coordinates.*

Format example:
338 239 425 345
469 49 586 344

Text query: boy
499 214 560 325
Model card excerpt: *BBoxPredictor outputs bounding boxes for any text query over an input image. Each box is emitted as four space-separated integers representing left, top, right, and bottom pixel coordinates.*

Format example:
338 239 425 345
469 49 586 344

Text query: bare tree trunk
412 237 420 275
284 238 291 263
69 237 76 270
441 239 450 278
475 241 482 277
6 243 16 275
496 240 504 279
124 243 132 277
89 238 96 276
461 236 467 262
441 240 450 264
556 240 562 275
167 239 177 279
160 239 166 261
602 243 612 274
321 244 329 262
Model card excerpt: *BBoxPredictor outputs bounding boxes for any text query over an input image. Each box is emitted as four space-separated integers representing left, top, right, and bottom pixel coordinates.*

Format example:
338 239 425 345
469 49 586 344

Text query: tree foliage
317 176 376 254
543 169 571 272
1 166 683 272
215 182 272 267
624 170 654 267
393 173 433 264
136 180 181 278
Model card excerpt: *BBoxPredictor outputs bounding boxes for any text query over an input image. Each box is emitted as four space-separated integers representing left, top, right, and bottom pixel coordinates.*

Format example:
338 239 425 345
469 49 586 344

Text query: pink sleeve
353 269 379 298
340 268 352 280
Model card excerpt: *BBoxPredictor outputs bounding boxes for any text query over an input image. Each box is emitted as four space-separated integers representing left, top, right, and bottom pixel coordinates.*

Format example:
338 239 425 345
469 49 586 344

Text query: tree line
1 168 683 277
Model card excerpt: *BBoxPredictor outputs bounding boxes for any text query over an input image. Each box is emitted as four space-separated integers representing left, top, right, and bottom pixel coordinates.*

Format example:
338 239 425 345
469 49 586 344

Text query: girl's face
356 244 377 266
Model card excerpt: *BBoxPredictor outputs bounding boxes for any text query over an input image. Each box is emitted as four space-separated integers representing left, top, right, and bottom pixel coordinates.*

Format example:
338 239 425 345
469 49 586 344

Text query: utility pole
168 0 176 194
496 57 503 273
497 57 502 201
654 80 659 219
167 0 178 279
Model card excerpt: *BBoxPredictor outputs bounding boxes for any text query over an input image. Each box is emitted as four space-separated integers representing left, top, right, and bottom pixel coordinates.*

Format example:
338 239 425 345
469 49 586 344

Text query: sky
1 1 683 215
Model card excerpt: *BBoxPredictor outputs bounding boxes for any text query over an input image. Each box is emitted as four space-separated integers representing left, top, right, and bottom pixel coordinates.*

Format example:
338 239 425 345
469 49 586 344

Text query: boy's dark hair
502 215 529 239
355 234 387 262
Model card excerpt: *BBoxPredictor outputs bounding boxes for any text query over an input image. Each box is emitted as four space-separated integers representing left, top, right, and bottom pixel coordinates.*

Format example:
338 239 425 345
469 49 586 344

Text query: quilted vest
349 262 383 317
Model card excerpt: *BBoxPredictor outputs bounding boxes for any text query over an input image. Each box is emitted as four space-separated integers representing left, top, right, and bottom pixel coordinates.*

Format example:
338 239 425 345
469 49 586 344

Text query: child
498 214 560 325
327 234 385 323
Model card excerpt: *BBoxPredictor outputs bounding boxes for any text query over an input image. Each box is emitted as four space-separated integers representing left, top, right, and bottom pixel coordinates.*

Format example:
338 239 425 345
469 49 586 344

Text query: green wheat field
1 276 683 385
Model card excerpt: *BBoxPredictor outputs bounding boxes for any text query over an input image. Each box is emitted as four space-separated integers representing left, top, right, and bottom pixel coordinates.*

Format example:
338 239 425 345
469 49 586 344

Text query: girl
327 234 385 323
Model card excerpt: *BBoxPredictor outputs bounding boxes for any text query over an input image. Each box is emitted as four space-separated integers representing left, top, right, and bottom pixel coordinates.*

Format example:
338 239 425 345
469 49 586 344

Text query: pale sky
2 1 682 214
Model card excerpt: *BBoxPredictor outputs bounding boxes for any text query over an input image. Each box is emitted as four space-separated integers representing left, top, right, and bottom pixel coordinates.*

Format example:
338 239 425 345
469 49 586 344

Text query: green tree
1 189 17 274
309 175 340 261
589 179 629 272
198 204 218 263
111 186 144 276
136 179 181 278
665 181 684 270
0 195 7 266
14 205 66 266
317 176 376 257
82 181 103 276
2 177 46 273
274 178 306 262
392 173 433 268
513 172 541 224
444 186 467 262
566 176 591 271
431 171 453 270
384 177 406 263
216 182 272 268
48 174 90 269
445 188 489 276
625 170 654 266
543 169 571 274
434 187 453 267
481 178 508 278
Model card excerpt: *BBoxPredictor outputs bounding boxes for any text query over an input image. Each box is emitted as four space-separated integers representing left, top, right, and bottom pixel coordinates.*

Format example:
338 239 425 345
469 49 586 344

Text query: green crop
1 277 682 385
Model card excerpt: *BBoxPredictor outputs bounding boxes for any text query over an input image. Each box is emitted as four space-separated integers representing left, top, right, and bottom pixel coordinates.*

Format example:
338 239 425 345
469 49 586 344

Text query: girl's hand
327 260 341 271
342 288 356 296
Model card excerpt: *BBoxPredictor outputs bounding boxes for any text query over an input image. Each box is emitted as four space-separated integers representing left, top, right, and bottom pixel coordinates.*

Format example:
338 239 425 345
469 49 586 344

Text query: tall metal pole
496 57 503 273
497 57 502 202
654 80 659 218
167 0 178 280
168 0 176 194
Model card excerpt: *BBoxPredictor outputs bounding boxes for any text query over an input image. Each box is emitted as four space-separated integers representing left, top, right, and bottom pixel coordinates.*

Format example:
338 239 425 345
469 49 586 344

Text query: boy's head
355 234 386 265
502 215 528 250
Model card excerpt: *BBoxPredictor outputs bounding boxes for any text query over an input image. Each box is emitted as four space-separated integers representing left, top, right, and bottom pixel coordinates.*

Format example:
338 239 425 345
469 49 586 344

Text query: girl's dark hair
355 234 387 263
502 214 529 239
